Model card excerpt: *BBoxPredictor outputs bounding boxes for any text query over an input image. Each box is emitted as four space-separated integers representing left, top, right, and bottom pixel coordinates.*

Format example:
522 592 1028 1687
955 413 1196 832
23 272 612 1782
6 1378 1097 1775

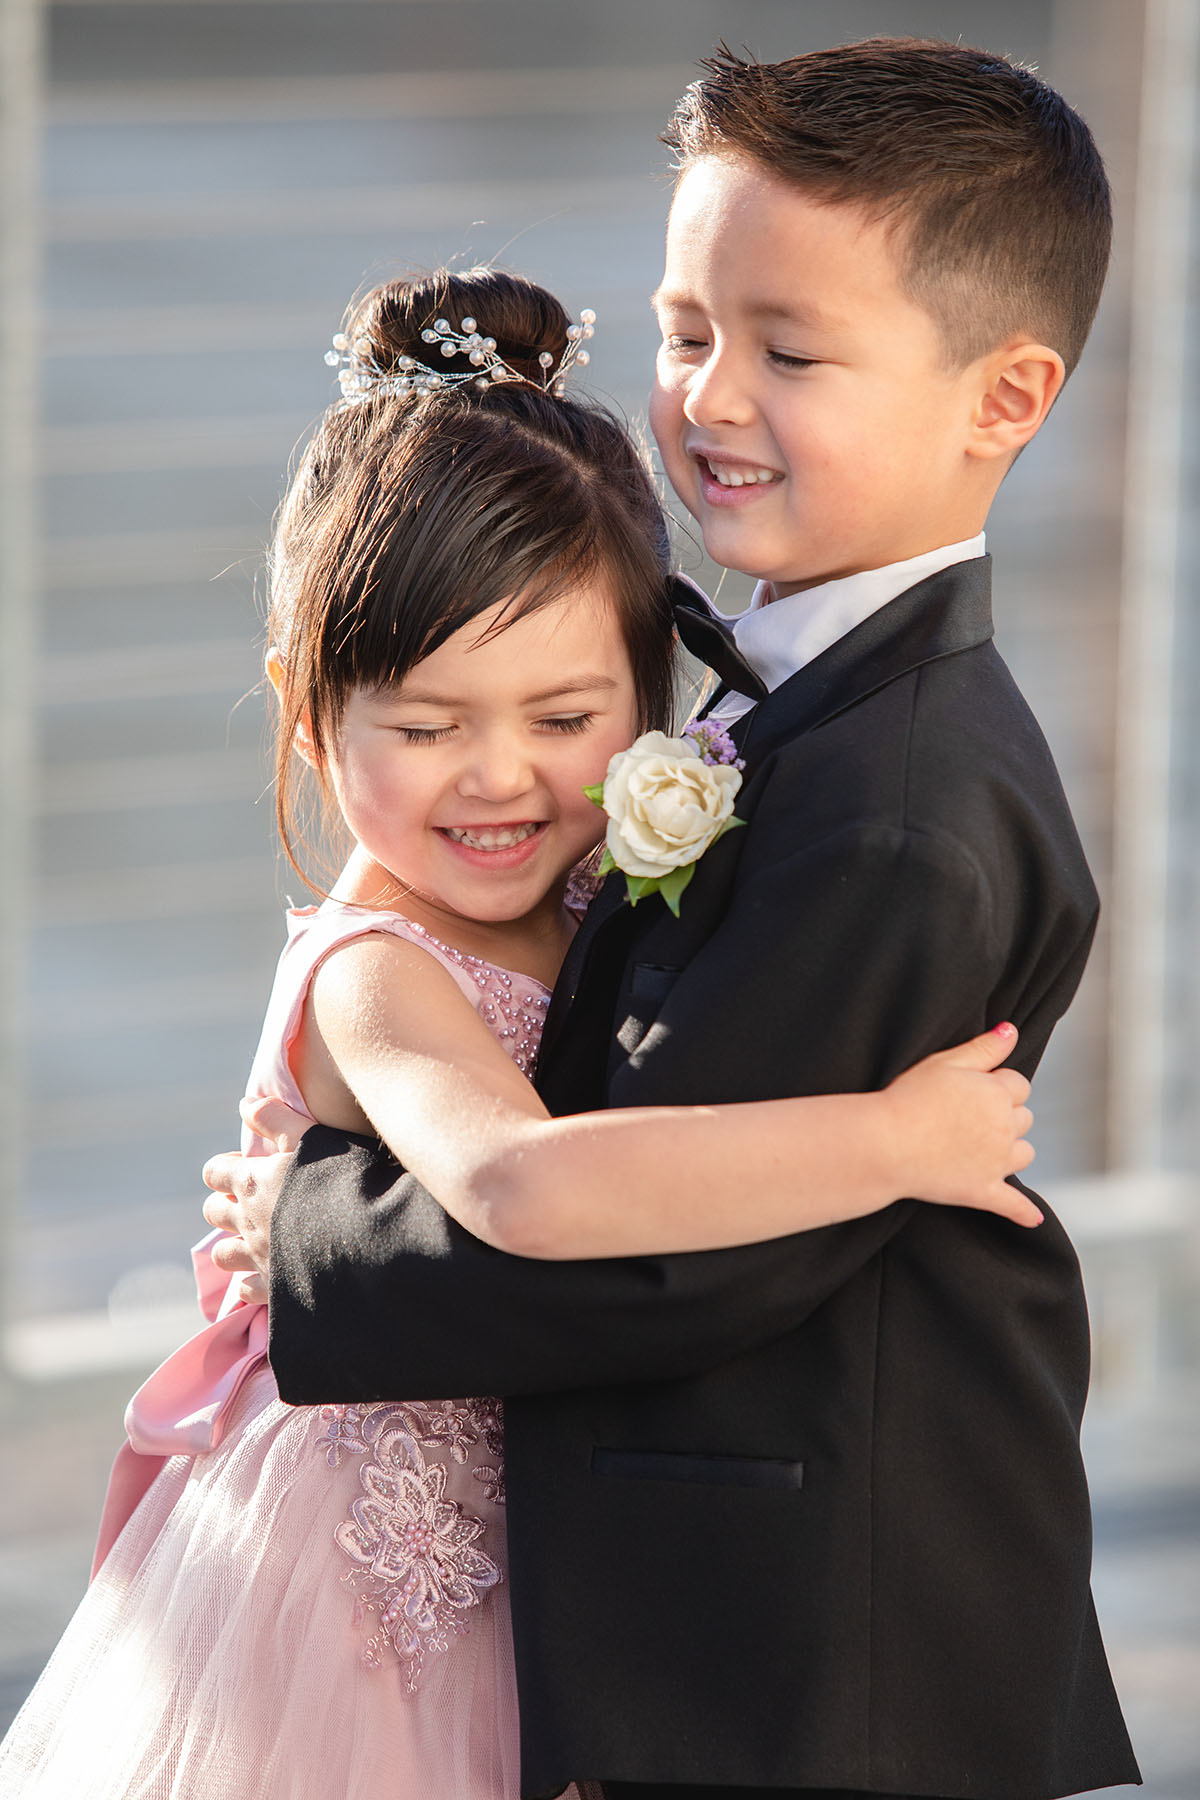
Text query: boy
206 39 1139 1800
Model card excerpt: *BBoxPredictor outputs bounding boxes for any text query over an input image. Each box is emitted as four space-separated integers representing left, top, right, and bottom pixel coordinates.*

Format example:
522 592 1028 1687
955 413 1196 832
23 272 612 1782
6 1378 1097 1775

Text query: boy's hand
201 1097 311 1303
884 1023 1041 1226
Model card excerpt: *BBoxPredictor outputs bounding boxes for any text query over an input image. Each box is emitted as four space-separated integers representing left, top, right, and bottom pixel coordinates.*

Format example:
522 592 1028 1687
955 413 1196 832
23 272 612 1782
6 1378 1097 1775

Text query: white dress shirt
706 534 986 729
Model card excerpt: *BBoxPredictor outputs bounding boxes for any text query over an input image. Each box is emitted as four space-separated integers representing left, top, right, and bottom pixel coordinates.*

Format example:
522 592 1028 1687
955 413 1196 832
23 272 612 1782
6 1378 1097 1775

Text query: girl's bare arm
292 930 1037 1262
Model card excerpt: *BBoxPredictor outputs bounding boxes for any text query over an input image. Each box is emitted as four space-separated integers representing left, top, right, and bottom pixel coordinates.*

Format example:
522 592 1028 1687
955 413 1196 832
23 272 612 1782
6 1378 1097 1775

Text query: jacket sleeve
268 821 1014 1403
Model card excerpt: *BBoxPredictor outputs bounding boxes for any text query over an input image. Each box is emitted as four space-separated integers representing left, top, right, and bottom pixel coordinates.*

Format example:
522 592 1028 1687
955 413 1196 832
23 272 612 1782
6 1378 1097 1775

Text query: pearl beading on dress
395 918 551 1077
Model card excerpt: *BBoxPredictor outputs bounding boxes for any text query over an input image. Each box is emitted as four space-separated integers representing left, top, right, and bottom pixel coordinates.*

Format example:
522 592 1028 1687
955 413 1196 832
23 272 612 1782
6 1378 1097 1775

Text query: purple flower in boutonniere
582 720 745 916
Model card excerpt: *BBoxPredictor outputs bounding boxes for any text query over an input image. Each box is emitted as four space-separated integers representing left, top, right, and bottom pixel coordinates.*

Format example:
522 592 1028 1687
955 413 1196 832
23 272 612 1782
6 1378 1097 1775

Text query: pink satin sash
92 1231 269 1575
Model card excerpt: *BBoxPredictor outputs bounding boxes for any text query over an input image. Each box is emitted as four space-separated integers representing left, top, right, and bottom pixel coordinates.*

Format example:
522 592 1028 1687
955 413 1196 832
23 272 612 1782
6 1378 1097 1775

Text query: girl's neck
329 847 575 989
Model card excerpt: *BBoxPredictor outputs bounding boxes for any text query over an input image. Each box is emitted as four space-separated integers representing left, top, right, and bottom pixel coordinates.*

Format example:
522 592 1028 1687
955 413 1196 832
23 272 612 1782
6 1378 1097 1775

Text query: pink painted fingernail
992 1021 1017 1038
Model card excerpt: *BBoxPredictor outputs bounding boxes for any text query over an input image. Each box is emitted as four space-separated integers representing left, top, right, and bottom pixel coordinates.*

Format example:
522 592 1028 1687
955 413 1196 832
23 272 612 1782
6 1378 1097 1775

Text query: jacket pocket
615 963 682 1056
592 1447 804 1490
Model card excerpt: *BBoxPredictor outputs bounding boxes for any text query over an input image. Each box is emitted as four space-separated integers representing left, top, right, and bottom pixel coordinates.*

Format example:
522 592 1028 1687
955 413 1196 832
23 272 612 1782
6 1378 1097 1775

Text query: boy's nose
682 348 755 429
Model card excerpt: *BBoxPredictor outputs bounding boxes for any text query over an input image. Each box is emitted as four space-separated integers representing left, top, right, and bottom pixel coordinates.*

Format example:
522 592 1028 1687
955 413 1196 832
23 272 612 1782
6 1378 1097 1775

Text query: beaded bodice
380 915 550 1076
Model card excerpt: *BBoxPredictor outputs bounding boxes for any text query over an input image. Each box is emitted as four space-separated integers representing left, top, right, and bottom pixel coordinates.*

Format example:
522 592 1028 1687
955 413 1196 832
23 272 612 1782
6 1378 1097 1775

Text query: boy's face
650 154 990 595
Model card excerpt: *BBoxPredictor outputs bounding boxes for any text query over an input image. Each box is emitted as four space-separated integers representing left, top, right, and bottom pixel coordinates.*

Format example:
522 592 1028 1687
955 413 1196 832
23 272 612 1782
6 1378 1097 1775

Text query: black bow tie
670 574 769 703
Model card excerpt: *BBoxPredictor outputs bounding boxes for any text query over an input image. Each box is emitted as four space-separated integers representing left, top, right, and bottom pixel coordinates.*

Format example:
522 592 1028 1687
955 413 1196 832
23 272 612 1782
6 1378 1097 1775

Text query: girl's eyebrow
389 675 620 708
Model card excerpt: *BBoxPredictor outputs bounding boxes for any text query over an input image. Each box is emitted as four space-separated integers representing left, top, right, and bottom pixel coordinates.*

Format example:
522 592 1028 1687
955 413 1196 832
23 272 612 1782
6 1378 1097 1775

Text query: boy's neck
763 532 987 603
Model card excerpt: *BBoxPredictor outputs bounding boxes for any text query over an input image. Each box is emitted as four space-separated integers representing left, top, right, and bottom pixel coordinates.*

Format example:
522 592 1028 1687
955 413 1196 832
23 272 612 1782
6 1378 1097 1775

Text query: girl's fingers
239 1093 311 1153
1003 1184 1043 1226
995 1068 1032 1104
938 1022 1019 1072
1014 1105 1034 1137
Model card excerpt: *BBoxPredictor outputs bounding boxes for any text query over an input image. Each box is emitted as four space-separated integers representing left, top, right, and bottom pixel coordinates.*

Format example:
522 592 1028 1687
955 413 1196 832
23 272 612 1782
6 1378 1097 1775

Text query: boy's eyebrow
388 676 621 708
652 288 842 334
744 297 843 333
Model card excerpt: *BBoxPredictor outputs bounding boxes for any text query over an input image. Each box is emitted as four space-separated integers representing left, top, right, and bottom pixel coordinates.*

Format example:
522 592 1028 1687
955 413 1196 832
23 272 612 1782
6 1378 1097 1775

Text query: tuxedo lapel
538 873 631 1079
539 559 994 1101
742 556 994 765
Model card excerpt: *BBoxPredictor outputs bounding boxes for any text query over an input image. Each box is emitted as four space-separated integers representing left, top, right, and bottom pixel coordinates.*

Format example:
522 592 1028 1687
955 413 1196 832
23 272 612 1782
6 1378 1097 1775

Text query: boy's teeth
445 823 539 851
709 463 777 487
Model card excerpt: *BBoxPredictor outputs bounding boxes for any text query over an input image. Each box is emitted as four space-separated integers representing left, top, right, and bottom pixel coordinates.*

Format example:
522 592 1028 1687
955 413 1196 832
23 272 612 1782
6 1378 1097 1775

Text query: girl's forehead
409 586 630 679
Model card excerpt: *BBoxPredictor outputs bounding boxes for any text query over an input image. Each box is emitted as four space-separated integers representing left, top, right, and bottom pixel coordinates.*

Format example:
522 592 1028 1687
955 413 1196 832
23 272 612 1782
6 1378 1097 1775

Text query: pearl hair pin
324 309 596 403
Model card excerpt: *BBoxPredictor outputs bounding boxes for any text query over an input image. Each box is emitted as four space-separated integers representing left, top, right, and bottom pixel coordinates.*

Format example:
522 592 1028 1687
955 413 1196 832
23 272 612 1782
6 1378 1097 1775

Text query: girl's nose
457 737 535 803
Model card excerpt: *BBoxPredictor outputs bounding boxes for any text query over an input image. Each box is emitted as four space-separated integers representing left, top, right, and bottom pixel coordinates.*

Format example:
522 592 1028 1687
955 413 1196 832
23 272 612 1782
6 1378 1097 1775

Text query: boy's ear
967 340 1066 462
265 645 322 770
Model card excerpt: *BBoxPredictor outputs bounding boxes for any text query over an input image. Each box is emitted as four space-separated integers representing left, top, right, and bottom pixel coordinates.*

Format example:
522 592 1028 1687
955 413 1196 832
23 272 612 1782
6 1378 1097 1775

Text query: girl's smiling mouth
437 822 549 863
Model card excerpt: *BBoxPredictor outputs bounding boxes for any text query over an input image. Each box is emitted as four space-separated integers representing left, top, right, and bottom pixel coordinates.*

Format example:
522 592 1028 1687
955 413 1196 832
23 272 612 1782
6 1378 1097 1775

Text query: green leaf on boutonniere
655 862 696 917
712 813 746 845
582 783 605 807
596 846 616 878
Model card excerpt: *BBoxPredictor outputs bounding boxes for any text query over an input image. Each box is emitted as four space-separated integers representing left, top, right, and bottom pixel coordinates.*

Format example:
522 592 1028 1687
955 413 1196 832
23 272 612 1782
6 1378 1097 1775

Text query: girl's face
324 578 641 933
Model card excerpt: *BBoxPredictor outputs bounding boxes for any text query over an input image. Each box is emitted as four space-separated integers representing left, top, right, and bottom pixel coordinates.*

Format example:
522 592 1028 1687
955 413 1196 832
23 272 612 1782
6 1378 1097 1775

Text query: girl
0 269 1034 1800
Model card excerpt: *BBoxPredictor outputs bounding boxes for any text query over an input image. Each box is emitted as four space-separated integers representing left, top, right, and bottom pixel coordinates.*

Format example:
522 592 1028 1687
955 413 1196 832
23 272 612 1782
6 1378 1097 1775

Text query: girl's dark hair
664 39 1112 377
270 267 676 888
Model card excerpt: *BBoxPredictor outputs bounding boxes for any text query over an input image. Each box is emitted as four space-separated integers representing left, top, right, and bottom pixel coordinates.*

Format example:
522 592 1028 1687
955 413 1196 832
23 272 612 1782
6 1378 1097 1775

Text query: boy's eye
539 714 592 735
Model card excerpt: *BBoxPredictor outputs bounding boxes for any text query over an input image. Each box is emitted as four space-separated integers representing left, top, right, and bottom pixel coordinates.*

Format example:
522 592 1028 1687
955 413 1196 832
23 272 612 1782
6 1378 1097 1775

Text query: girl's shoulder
291 898 555 1014
288 899 552 1080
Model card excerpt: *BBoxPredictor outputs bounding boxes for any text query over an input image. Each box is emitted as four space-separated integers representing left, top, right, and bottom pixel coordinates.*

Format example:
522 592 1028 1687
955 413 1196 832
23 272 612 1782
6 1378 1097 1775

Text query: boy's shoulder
742 633 1091 894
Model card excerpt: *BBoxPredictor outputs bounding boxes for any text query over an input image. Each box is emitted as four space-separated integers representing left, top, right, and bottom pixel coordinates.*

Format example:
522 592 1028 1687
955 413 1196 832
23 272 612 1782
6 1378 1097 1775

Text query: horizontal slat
47 64 692 127
45 527 263 586
30 1079 235 1146
35 855 287 925
40 638 259 702
42 294 650 358
29 967 266 1035
41 412 312 471
6 1304 205 1382
46 174 656 242
44 303 332 358
38 746 266 813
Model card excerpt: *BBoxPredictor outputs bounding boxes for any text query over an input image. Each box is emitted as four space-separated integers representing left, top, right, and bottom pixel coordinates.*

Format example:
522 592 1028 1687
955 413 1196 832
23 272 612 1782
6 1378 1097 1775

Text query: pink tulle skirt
0 1362 594 1800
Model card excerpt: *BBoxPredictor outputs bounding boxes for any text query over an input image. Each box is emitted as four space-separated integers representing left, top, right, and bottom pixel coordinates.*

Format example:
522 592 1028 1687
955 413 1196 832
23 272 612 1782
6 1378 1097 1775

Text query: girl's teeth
710 464 778 487
446 823 539 851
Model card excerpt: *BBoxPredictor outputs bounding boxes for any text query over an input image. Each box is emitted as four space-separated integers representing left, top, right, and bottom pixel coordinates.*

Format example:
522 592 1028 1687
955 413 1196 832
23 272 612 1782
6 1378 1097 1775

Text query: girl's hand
883 1023 1041 1226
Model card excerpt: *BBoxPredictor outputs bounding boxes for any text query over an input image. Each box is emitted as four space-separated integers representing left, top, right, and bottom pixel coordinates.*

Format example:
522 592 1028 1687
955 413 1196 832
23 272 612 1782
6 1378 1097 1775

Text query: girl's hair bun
342 267 571 387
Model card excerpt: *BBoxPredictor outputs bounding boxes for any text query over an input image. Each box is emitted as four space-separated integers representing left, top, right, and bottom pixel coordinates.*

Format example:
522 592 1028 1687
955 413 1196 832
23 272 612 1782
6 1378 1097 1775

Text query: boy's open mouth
439 822 545 853
693 452 783 492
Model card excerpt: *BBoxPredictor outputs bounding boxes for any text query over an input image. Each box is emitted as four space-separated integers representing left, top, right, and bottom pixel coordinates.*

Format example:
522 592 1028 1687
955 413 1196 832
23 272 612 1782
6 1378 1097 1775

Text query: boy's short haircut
663 38 1112 377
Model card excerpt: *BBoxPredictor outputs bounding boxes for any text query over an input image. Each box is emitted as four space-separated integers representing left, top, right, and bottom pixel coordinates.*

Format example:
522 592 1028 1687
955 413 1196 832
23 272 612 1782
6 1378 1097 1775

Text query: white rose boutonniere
584 718 745 916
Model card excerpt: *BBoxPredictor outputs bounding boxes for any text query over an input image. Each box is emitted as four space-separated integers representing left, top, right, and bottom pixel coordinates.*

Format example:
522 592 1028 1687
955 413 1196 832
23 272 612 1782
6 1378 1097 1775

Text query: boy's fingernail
992 1021 1017 1038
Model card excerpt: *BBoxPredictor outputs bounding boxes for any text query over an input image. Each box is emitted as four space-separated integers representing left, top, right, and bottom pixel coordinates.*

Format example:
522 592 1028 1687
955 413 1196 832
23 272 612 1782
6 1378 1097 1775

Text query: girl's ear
967 339 1066 462
265 646 322 770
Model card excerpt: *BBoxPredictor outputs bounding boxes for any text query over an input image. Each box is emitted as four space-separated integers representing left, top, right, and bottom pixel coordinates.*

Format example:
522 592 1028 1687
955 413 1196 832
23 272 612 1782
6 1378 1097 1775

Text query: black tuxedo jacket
269 559 1139 1799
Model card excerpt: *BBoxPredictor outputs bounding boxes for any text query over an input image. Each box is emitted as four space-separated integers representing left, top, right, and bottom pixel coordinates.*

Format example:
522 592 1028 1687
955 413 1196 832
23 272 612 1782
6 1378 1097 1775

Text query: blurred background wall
0 1 1196 1792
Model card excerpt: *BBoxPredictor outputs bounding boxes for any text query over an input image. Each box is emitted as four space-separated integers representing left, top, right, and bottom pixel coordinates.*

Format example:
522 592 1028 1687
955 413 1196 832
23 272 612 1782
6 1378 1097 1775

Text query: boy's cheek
648 388 697 514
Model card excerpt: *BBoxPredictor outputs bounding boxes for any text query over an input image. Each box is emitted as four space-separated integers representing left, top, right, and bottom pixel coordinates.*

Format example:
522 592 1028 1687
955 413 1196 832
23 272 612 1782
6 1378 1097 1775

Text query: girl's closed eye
768 348 817 370
538 714 593 735
396 724 456 744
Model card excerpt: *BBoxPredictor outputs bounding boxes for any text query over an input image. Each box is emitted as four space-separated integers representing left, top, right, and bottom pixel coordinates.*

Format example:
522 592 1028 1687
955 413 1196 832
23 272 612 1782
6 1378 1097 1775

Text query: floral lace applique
317 1399 506 1688
316 1397 504 1475
465 1395 505 1504
328 1416 502 1691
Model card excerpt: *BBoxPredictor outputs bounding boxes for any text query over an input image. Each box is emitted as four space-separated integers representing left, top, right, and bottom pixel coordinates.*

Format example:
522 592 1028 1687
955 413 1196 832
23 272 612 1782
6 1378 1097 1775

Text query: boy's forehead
657 155 905 318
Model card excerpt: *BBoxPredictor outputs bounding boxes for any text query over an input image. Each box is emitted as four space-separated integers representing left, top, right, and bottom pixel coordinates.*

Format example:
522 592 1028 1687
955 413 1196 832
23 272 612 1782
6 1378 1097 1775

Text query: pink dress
0 902 597 1800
